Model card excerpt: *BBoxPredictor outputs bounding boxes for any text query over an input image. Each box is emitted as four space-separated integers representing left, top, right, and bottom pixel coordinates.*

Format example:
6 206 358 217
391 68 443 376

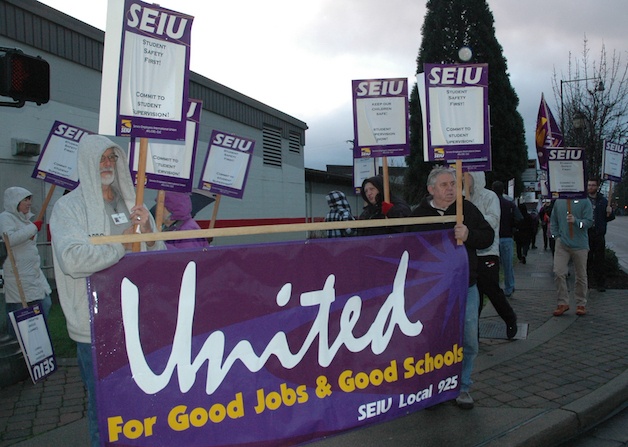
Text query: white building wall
0 34 307 247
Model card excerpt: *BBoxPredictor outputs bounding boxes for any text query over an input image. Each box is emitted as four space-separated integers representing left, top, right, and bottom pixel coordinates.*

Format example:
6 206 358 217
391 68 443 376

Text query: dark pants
477 255 517 325
515 235 530 260
588 232 606 287
541 223 549 249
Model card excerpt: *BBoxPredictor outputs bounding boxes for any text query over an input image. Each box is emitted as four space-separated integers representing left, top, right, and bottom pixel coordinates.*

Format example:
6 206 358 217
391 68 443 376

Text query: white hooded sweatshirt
466 171 501 257
0 187 52 304
50 135 165 343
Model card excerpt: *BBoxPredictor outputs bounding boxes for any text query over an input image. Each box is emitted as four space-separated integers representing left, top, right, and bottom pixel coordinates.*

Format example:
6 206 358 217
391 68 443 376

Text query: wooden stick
209 194 221 229
90 215 458 245
132 137 149 252
35 184 56 222
382 157 390 203
455 160 463 245
2 232 27 308
568 199 573 238
155 190 165 231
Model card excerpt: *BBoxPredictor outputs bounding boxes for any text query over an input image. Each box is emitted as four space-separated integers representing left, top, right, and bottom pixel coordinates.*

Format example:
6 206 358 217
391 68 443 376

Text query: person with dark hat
358 175 410 236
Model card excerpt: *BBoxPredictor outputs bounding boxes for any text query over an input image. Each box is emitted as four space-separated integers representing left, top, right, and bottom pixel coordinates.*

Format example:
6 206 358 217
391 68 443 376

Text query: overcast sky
38 0 627 171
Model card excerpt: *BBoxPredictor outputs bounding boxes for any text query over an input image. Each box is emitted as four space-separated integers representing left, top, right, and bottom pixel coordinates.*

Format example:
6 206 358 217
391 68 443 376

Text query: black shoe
598 288 606 292
506 322 518 340
521 256 526 264
531 245 537 249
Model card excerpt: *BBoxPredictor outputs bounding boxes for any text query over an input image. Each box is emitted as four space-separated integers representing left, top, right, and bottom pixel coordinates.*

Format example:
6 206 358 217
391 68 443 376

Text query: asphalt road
606 215 628 273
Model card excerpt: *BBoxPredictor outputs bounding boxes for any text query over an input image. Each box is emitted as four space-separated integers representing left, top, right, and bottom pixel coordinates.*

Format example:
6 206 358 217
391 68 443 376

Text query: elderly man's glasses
100 154 119 163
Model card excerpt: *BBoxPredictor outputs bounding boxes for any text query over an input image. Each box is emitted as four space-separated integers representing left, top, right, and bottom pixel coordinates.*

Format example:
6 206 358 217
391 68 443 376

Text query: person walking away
465 172 517 339
408 167 494 409
0 187 52 337
50 134 165 447
324 190 355 238
162 191 210 249
546 201 557 255
358 175 410 236
491 181 522 297
550 198 593 316
514 204 534 264
530 207 540 249
539 202 550 250
586 178 615 292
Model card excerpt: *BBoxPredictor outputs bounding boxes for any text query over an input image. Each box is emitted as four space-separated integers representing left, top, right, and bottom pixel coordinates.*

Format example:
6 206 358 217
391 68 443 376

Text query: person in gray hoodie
0 186 52 336
50 134 165 447
465 172 518 340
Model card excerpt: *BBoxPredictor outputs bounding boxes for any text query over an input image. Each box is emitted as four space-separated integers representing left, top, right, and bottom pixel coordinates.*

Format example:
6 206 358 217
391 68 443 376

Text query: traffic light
0 49 50 106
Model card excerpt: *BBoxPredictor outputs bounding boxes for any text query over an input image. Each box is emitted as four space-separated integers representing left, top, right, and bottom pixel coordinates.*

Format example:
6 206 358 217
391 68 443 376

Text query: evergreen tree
404 0 528 203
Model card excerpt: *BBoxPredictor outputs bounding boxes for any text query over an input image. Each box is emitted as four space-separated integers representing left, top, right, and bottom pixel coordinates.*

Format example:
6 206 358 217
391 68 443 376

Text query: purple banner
352 78 410 158
31 121 94 190
423 63 491 170
128 99 202 193
89 231 468 446
116 0 193 140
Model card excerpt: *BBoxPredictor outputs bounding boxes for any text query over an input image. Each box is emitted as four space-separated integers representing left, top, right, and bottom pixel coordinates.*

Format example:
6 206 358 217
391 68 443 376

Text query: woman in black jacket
358 175 410 236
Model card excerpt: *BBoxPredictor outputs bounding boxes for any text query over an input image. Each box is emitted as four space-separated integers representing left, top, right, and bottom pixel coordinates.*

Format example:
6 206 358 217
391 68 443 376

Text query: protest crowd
1 3 624 447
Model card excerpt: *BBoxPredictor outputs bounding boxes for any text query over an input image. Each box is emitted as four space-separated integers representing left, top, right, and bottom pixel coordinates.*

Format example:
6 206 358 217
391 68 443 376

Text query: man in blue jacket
586 178 615 292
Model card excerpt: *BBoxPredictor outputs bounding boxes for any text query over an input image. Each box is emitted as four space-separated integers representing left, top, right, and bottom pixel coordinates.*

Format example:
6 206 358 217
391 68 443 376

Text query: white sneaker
456 391 474 409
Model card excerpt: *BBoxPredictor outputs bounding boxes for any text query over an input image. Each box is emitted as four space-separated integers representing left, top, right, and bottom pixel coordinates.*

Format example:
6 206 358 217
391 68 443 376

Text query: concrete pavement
2 233 627 447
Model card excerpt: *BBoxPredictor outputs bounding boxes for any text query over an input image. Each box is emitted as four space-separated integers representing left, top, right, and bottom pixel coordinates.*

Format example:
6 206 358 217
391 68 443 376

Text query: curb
485 369 628 446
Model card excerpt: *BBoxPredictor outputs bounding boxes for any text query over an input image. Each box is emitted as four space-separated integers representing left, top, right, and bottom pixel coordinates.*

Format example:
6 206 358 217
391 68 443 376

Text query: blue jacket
588 193 615 237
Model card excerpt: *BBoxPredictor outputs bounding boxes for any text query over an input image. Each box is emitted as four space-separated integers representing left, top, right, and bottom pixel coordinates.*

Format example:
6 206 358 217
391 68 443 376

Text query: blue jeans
499 237 515 295
5 294 52 338
77 342 100 447
461 285 479 392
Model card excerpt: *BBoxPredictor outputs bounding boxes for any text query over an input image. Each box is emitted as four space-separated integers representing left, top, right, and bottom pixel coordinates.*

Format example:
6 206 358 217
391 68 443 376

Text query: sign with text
352 78 409 158
353 158 377 194
546 147 587 199
89 231 468 446
129 99 202 192
602 140 625 183
198 130 255 199
420 63 491 171
31 121 94 190
99 0 193 140
9 304 57 384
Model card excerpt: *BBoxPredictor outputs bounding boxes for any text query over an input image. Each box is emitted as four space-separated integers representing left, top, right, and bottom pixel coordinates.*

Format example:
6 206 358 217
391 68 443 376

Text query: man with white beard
50 134 165 447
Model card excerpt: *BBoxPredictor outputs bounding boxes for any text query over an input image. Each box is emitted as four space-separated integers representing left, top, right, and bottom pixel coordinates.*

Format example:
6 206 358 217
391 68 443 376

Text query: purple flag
535 93 563 170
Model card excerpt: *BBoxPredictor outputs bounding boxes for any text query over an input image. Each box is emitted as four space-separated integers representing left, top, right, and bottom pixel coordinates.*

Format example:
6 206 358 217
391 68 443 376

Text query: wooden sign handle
132 137 149 252
3 232 28 308
455 160 463 246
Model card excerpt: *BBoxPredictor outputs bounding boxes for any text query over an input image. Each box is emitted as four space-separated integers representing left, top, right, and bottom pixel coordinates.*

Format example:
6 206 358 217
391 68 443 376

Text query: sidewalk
2 235 628 447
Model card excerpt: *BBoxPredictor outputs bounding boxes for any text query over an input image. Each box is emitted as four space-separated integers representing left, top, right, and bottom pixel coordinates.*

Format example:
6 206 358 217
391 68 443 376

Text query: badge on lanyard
112 213 129 225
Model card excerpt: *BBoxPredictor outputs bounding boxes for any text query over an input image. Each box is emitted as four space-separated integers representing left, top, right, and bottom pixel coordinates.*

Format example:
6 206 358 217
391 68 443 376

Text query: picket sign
3 232 56 384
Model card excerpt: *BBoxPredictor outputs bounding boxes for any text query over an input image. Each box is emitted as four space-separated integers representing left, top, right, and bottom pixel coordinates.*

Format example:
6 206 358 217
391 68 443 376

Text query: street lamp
458 46 473 62
559 77 604 146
